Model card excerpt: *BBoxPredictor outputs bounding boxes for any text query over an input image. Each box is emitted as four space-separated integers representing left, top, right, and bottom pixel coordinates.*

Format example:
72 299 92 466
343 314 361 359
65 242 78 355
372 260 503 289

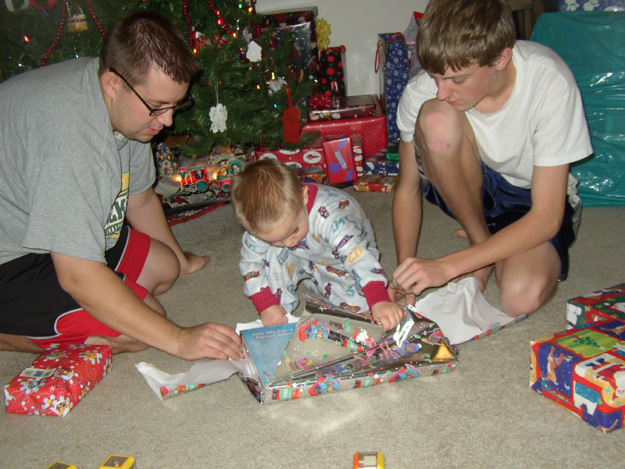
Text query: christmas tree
0 0 318 154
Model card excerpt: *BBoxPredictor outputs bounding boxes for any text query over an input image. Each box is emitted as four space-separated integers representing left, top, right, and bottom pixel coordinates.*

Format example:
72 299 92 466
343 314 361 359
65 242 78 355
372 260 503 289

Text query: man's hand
179 251 210 276
371 301 405 331
176 323 243 361
260 305 288 327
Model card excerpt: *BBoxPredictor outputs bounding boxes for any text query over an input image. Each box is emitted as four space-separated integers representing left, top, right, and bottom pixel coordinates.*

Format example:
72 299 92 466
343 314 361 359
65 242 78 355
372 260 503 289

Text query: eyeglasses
109 67 193 116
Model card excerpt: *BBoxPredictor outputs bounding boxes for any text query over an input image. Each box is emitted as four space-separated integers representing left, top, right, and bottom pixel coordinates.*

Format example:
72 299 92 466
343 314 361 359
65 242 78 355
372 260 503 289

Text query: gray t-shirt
0 58 155 265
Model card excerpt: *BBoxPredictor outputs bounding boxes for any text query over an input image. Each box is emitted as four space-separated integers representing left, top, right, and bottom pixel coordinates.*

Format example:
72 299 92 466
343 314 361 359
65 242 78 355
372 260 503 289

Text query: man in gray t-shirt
0 11 243 362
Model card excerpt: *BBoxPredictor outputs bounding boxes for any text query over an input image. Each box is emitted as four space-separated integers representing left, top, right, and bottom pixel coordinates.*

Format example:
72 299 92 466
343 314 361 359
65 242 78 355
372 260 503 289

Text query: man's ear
100 70 121 100
495 47 513 71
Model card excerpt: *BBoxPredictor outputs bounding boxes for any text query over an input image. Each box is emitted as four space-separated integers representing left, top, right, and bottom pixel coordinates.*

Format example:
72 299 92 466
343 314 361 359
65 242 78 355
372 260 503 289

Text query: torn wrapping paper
240 297 458 403
412 277 526 345
136 280 520 401
136 313 298 400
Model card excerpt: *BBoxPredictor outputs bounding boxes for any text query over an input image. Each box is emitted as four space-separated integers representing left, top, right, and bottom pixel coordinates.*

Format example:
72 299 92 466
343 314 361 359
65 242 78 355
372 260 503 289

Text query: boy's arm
126 187 208 275
393 164 570 295
392 140 424 264
239 233 281 314
50 253 242 360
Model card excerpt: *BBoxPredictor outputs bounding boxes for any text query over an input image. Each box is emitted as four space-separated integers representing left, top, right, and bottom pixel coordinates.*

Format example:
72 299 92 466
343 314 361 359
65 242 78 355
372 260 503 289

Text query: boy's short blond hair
231 158 304 235
417 0 516 75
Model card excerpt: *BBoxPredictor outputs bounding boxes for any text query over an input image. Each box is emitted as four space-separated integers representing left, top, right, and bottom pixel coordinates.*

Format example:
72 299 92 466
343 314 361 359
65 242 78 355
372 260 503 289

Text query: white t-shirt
396 41 593 194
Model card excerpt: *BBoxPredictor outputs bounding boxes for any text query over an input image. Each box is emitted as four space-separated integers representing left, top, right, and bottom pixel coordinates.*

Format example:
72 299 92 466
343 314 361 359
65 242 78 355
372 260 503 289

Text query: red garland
86 0 106 37
249 0 261 39
29 0 58 10
205 0 232 36
182 0 195 49
40 0 66 67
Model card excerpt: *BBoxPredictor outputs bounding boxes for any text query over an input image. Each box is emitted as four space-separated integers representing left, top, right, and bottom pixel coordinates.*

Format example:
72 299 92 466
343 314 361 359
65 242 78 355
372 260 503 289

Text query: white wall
256 0 429 96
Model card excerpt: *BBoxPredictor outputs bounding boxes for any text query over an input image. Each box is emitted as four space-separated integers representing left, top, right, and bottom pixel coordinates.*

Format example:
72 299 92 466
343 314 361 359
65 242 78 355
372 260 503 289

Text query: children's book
240 323 296 387
239 296 458 404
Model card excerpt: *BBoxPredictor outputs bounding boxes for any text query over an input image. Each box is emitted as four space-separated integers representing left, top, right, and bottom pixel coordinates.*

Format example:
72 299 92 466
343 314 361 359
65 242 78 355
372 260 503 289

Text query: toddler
231 158 404 330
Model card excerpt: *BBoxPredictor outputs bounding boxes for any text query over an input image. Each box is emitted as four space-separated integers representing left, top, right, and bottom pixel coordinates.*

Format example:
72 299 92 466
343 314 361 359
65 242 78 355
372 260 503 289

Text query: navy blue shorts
423 162 576 281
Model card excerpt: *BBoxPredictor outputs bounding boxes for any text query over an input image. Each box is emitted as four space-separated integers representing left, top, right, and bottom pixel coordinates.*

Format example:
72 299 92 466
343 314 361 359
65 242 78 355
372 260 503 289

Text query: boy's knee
499 277 555 317
417 102 466 156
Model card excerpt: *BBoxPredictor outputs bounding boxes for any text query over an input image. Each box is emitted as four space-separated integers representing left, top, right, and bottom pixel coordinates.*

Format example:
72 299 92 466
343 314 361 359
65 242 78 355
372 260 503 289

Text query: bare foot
452 229 468 239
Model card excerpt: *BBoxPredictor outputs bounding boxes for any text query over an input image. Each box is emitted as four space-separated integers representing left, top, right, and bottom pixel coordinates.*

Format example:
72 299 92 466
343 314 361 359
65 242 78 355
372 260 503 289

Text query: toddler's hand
260 305 288 327
371 301 405 331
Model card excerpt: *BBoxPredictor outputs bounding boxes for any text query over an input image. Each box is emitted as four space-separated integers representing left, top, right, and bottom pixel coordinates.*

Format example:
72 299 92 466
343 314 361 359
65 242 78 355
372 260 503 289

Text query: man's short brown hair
231 159 304 235
99 10 201 86
417 0 517 75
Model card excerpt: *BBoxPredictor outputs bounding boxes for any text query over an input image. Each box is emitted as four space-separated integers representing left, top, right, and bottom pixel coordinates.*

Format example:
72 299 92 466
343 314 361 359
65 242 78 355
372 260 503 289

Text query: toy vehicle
99 455 136 469
46 463 77 469
353 451 385 469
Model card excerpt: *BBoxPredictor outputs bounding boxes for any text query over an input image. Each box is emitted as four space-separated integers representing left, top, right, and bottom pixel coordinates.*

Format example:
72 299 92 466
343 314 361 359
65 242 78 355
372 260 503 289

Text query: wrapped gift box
297 165 328 185
364 153 399 176
303 113 387 159
558 0 625 10
308 95 377 122
240 297 457 404
319 46 346 97
255 134 363 179
262 8 319 82
377 33 410 143
567 283 625 329
353 175 397 193
255 145 325 170
530 321 625 433
322 137 357 184
4 344 112 417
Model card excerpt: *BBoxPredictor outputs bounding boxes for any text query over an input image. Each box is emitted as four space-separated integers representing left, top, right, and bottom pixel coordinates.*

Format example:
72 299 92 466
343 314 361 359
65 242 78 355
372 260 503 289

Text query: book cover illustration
240 323 296 387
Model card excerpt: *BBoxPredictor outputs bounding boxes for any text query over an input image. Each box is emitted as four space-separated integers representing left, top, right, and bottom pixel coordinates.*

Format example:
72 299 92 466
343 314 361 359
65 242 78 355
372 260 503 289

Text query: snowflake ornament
210 103 228 133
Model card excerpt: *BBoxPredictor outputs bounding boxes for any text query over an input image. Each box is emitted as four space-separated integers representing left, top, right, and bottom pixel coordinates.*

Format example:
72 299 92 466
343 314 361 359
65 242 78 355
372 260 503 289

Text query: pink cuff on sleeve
250 287 280 315
362 281 392 310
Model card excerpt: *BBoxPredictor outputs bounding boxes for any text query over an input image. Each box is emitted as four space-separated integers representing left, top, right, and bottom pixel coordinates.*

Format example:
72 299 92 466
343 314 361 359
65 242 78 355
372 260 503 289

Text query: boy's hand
371 301 405 331
260 305 288 327
388 282 416 307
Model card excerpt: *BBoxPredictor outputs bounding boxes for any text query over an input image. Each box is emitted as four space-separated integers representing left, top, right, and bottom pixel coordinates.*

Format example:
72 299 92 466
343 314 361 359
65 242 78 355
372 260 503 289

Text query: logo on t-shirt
104 172 129 240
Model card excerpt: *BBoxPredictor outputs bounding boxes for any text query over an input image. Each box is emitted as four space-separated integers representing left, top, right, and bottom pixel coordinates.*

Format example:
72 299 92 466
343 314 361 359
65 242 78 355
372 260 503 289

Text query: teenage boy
390 0 592 316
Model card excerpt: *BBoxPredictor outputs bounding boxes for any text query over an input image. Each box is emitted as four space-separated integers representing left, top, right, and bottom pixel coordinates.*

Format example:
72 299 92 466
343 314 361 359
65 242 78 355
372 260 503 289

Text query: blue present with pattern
377 33 409 143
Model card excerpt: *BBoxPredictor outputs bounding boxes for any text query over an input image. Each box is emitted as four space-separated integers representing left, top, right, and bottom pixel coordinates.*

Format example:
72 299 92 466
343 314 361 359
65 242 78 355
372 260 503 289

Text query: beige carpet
1 189 624 468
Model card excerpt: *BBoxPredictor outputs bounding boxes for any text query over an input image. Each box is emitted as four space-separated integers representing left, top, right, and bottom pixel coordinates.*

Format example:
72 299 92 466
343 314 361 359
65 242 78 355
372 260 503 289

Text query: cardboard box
240 298 457 404
530 320 625 433
567 283 625 329
4 344 112 417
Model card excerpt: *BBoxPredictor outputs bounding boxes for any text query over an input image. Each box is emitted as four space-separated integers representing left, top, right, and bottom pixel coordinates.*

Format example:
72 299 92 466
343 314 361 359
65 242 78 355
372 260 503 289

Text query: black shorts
423 162 577 281
0 225 150 348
